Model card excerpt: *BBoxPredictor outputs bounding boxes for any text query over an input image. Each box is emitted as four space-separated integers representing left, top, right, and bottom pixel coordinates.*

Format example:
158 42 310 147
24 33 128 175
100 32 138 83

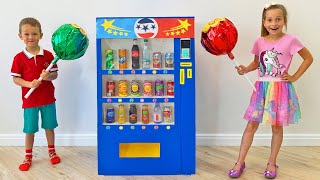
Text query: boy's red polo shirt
11 48 58 108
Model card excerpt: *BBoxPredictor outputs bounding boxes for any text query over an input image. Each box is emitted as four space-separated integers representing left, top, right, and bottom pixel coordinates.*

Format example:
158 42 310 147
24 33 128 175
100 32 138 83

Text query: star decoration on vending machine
100 19 131 36
163 19 192 36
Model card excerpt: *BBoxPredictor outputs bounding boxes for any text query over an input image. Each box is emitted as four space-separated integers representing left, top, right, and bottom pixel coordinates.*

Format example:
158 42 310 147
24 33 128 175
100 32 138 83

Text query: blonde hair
261 4 288 37
19 17 42 34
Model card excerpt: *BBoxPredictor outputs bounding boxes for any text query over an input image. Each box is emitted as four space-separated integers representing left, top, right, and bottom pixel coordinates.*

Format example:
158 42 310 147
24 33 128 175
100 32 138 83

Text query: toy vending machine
96 17 195 175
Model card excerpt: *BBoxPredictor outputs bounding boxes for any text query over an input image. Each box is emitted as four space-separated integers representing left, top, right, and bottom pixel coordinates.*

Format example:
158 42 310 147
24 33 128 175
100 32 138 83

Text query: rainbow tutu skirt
244 81 301 126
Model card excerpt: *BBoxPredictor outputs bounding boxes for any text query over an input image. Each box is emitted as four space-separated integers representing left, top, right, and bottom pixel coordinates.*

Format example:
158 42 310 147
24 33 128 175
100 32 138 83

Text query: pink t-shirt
251 34 304 81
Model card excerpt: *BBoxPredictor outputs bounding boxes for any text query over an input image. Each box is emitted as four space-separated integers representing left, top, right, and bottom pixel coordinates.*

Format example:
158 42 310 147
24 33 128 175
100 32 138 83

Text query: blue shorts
23 102 58 134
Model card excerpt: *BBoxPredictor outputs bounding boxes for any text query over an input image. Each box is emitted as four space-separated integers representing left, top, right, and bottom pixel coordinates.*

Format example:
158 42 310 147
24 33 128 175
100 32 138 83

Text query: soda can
155 79 164 96
105 49 114 69
167 80 174 96
118 49 127 69
118 80 128 97
163 106 172 123
131 80 140 96
106 80 115 97
153 52 162 69
143 80 153 97
165 52 174 68
106 107 115 123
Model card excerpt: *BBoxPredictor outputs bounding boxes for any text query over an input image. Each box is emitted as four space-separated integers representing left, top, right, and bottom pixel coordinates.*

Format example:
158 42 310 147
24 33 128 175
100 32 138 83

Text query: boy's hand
40 70 50 81
29 79 41 88
281 71 297 82
236 65 248 75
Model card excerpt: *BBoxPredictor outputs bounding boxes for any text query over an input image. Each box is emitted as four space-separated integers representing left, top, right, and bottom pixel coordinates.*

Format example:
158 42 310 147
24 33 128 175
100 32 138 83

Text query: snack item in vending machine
119 49 127 69
167 80 174 96
118 80 128 97
142 105 150 124
106 80 115 97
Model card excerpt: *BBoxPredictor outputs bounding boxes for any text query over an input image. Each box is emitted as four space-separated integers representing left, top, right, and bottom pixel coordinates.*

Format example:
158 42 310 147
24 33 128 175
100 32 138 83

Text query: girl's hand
281 71 297 82
235 65 248 75
29 79 41 88
40 70 50 81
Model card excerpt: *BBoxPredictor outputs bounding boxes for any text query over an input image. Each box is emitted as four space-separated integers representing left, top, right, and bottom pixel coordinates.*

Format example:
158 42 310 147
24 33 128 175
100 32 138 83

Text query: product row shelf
99 69 175 75
100 97 174 103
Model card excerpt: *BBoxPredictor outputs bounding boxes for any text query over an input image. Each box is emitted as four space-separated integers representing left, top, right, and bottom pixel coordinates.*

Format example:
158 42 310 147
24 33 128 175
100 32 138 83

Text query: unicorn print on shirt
259 48 286 77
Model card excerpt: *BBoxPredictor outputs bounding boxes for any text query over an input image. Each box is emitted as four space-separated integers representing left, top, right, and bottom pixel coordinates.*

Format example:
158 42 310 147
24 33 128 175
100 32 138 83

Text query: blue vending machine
96 16 195 175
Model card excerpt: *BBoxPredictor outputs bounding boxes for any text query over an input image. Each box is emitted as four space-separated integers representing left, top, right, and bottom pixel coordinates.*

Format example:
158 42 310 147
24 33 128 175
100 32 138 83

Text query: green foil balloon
51 24 89 64
24 24 89 99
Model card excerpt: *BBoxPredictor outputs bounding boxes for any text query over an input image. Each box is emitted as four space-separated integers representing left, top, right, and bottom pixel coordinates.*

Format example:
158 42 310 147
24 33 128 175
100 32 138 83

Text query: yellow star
101 19 115 31
119 32 123 36
113 31 118 36
170 31 175 36
166 32 170 36
178 19 191 31
107 29 112 34
181 29 186 34
175 31 180 35
124 32 128 36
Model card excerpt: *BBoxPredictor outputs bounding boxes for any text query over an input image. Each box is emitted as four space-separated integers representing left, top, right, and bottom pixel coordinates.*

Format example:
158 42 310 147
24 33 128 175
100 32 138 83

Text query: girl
228 3 313 179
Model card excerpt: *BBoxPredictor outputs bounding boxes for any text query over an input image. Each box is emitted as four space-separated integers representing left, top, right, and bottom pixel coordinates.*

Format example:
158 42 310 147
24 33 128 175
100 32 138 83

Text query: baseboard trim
196 134 320 146
0 134 97 146
1 133 319 146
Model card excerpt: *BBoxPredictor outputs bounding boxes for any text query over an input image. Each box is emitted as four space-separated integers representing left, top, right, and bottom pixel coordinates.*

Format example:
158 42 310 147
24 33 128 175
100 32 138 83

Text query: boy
11 17 61 171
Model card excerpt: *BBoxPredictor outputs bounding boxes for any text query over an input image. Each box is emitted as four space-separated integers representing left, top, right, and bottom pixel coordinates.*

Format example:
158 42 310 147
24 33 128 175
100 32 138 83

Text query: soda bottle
131 39 140 69
142 39 151 69
142 105 150 124
118 104 126 124
153 103 162 123
129 104 138 124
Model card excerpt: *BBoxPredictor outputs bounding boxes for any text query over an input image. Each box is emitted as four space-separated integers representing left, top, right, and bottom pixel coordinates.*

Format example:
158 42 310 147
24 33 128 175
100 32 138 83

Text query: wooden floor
0 146 319 180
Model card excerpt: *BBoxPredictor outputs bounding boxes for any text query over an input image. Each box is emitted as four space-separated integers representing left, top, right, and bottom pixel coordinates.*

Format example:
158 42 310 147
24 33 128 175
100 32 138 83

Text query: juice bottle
118 104 126 124
142 105 150 124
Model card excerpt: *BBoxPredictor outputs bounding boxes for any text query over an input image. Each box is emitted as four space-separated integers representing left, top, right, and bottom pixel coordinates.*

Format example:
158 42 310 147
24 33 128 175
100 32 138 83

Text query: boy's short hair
19 17 42 34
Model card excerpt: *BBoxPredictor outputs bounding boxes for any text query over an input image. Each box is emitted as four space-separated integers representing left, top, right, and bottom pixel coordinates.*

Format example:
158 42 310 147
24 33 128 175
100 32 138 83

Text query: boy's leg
45 129 61 164
20 107 39 171
40 103 60 164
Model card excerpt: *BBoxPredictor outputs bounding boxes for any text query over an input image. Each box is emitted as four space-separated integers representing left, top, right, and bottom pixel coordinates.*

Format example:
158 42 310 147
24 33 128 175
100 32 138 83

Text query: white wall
0 0 319 146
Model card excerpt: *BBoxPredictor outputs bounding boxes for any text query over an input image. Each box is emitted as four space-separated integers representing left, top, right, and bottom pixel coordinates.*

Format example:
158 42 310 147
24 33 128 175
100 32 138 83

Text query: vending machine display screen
180 39 191 59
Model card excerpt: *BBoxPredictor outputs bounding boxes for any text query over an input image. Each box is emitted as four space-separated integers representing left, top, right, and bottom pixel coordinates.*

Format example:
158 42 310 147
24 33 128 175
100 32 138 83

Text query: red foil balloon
201 18 238 59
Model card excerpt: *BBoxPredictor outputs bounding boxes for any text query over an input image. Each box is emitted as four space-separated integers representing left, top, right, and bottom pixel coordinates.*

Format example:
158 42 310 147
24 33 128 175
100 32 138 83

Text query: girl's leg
266 125 283 171
232 121 260 170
